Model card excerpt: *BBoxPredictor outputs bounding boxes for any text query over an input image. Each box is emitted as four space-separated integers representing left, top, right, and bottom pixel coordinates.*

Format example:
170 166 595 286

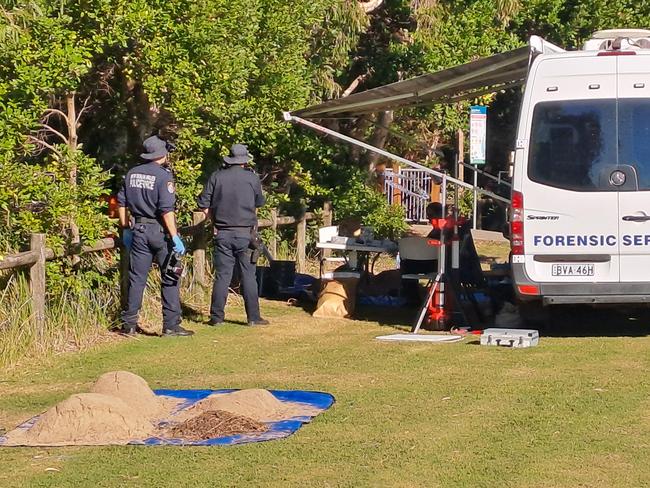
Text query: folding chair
399 237 440 283
398 237 442 331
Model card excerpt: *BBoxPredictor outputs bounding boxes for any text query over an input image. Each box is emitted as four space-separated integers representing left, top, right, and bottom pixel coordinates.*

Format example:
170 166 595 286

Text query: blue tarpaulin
1 389 335 447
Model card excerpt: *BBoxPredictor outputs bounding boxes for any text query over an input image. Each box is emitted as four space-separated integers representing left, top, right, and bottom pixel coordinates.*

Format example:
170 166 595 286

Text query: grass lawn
1 297 650 487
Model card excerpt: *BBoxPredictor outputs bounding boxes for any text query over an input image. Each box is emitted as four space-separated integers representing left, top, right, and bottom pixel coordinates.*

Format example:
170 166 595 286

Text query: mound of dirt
90 371 166 420
164 410 268 441
176 388 321 422
4 393 152 446
3 374 318 446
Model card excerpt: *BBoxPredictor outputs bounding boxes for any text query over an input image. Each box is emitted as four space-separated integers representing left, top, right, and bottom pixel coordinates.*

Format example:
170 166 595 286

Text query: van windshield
528 99 650 191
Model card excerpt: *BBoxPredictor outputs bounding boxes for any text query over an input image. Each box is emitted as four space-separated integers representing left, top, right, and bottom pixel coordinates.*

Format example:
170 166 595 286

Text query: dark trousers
210 230 261 322
121 223 181 330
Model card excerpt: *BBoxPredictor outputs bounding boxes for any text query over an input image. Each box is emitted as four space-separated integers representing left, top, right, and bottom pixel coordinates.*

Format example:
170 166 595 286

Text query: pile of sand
175 388 321 422
90 371 168 420
4 371 179 446
164 410 268 441
3 374 319 446
4 393 152 446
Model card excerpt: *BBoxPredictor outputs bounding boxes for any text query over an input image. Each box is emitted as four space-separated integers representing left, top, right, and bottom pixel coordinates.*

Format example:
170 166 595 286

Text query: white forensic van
511 29 650 311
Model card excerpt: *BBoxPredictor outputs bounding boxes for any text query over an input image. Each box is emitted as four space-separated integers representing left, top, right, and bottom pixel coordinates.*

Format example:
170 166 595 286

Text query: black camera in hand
249 229 263 264
164 251 184 281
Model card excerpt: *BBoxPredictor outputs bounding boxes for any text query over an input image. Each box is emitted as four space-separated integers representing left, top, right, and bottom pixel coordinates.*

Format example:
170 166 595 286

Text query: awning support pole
284 113 510 205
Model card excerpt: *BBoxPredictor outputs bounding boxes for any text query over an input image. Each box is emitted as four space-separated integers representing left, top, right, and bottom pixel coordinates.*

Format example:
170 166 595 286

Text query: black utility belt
134 217 167 234
134 217 161 224
213 226 253 237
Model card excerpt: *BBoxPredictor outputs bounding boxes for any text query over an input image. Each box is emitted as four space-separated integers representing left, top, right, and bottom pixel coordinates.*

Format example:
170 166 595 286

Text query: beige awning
292 46 531 118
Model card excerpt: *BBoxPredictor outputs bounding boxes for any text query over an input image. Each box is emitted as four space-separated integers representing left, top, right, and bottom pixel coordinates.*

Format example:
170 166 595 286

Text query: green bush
332 179 407 240
457 188 474 218
0 147 112 254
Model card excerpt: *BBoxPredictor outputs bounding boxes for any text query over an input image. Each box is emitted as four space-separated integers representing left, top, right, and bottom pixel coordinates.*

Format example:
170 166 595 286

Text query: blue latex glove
172 235 186 255
122 229 133 250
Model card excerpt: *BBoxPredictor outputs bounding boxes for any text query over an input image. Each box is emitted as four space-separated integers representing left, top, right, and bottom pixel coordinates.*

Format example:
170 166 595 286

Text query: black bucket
256 266 276 298
269 260 296 289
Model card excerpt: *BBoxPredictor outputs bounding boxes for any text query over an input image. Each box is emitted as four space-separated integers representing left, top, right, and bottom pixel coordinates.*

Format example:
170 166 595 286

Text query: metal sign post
470 105 487 229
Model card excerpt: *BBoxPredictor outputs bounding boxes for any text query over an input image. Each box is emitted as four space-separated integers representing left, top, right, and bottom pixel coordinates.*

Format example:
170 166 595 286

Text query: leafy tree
0 2 109 256
510 0 650 49
2 0 650 258
0 0 365 250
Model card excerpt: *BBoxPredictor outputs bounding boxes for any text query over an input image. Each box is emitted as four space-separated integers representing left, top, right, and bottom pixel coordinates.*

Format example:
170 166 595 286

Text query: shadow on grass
355 305 419 331
538 306 650 338
259 293 418 331
260 277 650 338
357 301 650 338
181 302 252 326
181 302 206 322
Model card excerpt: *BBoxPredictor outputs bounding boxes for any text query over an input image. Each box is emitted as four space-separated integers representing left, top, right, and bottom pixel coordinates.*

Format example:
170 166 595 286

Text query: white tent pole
284 113 511 205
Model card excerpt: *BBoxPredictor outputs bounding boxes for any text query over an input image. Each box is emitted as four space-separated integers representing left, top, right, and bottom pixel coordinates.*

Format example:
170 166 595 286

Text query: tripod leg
412 273 441 334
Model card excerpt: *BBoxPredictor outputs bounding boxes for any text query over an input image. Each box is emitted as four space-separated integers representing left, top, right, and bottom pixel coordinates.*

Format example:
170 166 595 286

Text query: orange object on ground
425 280 455 328
108 195 119 219
101 195 120 219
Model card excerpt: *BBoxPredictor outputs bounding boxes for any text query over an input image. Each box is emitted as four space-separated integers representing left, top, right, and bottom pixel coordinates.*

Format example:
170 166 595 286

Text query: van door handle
622 215 650 222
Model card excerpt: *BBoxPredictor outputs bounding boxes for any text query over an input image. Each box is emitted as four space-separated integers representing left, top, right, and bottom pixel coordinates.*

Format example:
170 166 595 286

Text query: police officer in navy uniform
117 135 194 336
197 144 269 326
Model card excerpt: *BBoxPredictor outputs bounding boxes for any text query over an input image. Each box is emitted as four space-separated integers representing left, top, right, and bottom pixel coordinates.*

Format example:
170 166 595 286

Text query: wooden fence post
322 201 332 259
192 211 207 286
29 233 46 335
296 215 306 273
322 201 333 227
119 240 130 310
270 207 278 260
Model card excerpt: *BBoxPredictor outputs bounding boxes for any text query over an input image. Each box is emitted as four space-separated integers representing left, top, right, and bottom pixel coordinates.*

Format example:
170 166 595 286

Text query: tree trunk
364 110 393 172
66 93 78 181
66 93 81 266
118 67 159 156
349 116 372 163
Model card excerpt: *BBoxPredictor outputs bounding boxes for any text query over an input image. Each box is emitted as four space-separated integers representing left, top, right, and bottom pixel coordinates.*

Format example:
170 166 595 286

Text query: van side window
528 100 617 191
619 100 650 190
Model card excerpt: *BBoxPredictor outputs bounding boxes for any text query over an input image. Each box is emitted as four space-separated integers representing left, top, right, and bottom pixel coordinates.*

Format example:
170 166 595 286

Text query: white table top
316 242 392 252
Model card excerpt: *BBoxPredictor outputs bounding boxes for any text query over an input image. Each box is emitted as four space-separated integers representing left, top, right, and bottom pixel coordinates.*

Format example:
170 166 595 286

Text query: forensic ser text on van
533 235 650 247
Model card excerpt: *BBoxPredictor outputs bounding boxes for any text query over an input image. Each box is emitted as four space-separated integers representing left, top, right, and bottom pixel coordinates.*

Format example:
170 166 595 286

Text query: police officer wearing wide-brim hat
117 135 194 336
198 143 269 326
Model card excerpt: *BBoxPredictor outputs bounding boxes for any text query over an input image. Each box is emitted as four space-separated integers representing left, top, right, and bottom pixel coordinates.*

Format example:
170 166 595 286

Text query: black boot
162 325 195 337
247 318 270 327
120 326 137 336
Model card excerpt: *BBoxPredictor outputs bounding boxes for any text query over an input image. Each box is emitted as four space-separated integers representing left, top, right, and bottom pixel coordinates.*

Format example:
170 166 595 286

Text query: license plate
551 264 594 277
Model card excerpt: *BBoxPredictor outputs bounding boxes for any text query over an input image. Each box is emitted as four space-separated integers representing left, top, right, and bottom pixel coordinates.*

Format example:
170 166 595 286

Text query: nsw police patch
167 181 175 194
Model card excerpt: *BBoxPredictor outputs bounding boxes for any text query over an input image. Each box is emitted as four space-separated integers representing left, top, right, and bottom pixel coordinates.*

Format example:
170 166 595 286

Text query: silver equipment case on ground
480 328 539 348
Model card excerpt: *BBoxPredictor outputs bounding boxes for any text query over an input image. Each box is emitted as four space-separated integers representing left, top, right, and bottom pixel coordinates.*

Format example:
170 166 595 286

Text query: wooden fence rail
0 202 331 331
